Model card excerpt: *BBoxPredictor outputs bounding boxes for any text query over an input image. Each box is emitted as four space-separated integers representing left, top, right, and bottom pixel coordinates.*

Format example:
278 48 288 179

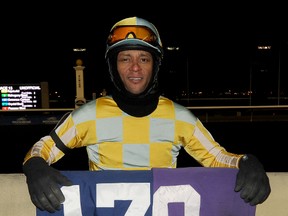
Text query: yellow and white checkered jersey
24 96 242 170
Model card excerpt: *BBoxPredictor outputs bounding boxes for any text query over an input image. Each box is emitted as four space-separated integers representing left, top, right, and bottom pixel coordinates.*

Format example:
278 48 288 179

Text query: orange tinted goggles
107 26 158 46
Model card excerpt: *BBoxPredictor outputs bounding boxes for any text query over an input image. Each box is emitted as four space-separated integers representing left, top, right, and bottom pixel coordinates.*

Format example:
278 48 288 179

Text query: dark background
2 3 288 104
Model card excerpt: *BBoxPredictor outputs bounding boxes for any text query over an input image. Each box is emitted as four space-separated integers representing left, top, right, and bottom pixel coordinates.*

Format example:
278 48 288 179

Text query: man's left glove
235 154 271 205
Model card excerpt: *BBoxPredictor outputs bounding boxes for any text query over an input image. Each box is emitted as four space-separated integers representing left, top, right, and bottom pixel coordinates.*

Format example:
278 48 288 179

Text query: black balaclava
106 45 162 117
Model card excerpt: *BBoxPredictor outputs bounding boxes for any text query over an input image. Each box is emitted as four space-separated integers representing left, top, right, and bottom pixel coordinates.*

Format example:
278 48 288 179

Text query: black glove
23 157 73 213
235 154 271 206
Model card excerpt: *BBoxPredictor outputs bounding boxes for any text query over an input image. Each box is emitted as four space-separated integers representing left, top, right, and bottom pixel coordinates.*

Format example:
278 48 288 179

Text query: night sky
2 3 287 103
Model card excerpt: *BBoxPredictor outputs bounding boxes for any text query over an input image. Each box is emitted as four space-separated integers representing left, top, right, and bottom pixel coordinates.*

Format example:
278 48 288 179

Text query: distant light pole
74 59 86 108
186 55 190 105
73 48 87 108
277 42 281 105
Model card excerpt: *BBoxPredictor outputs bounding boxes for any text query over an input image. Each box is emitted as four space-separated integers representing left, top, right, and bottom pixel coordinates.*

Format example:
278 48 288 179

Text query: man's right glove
234 154 271 206
22 157 73 213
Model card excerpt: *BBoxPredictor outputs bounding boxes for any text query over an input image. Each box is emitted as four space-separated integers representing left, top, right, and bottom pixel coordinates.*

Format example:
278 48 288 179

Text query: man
23 16 270 213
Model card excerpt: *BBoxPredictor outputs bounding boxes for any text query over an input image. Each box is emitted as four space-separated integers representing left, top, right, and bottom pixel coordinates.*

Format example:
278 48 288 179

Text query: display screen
0 84 43 110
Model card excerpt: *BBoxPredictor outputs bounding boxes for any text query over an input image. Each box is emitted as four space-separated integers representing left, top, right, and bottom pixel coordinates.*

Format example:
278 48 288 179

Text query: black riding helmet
105 17 164 117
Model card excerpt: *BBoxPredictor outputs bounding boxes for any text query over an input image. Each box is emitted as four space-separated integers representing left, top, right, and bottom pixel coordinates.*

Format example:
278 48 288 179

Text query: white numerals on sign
96 183 150 216
61 183 200 216
62 185 83 216
153 185 200 216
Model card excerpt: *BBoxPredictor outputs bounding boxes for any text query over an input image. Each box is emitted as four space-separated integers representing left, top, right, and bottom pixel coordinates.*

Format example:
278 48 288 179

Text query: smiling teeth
129 78 141 80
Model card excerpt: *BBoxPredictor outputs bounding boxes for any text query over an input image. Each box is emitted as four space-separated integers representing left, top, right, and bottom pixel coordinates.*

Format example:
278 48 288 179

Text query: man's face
117 50 153 95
